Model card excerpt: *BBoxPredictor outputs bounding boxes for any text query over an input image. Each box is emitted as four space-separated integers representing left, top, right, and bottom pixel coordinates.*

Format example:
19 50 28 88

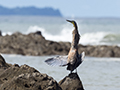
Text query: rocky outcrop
0 71 62 90
0 54 10 73
78 44 120 57
59 73 84 90
0 31 120 57
0 54 62 90
0 31 70 56
0 54 85 90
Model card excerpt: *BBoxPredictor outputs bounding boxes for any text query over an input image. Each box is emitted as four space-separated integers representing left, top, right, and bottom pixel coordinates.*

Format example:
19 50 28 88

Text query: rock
78 45 120 57
0 31 120 57
12 31 22 36
59 73 84 90
0 55 10 85
34 31 42 35
0 54 10 73
0 54 9 68
0 31 1 36
0 55 62 90
0 32 70 56
0 54 85 90
0 72 62 90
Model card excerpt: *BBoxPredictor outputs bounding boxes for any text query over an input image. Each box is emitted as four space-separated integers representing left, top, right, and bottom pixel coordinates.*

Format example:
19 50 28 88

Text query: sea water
0 16 120 46
0 16 120 90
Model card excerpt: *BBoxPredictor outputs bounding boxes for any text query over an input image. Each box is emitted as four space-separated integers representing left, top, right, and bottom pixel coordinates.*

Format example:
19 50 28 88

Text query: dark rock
0 55 10 85
0 55 62 90
35 31 42 35
0 31 120 57
0 54 10 73
0 54 9 68
59 73 84 90
0 32 1 36
0 72 62 90
78 45 120 57
0 53 84 90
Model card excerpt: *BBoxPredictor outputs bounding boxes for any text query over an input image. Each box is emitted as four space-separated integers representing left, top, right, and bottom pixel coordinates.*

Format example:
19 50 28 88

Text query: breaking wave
26 26 120 46
2 25 120 46
26 25 73 42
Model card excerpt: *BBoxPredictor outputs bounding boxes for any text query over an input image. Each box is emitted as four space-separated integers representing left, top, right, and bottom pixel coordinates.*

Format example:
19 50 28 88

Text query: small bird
45 20 85 73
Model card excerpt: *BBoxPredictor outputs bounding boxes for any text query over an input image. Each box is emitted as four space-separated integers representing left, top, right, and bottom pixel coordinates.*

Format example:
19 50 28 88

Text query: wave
80 32 108 45
26 25 73 42
102 33 120 42
81 32 120 45
26 26 120 46
2 25 120 46
2 32 12 36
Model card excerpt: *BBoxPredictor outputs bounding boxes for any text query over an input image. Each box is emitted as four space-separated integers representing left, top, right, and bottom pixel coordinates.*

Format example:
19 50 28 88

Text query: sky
0 0 120 17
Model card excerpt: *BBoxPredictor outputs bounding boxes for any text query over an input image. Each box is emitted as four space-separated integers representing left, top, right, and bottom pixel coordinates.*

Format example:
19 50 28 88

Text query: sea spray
80 32 108 45
26 25 73 42
25 25 120 45
2 32 12 36
2 25 120 46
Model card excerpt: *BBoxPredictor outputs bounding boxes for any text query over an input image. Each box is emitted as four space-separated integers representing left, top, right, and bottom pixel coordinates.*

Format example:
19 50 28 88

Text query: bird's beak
66 20 72 23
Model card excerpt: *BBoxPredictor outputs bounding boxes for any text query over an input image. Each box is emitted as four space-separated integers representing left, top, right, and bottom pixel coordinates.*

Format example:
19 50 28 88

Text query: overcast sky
0 0 120 17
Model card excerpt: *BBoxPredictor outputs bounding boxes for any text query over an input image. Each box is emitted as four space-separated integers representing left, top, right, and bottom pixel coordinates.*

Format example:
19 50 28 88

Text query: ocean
0 16 120 90
0 16 120 46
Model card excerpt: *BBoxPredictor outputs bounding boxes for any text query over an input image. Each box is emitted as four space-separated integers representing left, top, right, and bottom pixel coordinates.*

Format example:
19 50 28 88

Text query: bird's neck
73 24 78 30
71 29 80 49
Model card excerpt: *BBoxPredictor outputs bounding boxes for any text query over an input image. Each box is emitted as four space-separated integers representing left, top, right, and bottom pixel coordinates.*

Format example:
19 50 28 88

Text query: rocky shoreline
0 31 120 57
0 54 84 90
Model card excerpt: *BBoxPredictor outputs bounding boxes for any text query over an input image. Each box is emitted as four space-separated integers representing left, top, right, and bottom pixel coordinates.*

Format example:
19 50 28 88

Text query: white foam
46 27 72 42
26 25 46 34
80 32 108 45
26 25 120 46
2 32 12 36
26 25 72 42
2 25 119 46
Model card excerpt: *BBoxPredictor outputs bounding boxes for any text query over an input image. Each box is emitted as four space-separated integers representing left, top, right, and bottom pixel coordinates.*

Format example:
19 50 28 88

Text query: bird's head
66 20 77 29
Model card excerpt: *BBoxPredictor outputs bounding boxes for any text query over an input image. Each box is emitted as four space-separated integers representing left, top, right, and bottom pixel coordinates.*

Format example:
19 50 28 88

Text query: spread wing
45 55 68 66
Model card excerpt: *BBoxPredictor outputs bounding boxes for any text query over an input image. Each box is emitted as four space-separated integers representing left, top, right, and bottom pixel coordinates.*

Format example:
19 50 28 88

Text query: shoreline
0 31 120 57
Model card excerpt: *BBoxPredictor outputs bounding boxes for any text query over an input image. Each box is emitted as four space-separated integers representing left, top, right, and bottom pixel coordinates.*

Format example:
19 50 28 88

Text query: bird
45 20 85 73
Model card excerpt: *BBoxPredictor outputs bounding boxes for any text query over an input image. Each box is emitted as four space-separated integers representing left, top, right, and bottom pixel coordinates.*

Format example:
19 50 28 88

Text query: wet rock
59 73 84 90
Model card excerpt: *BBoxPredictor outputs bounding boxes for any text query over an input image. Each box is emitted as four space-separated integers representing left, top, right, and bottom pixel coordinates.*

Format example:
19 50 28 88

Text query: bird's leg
75 69 77 73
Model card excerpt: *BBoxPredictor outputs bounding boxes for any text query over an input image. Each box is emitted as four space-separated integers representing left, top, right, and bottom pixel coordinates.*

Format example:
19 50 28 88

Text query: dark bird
45 20 85 73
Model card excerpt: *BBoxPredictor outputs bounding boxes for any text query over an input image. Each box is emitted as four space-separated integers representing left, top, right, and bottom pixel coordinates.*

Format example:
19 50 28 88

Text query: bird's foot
75 69 77 73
